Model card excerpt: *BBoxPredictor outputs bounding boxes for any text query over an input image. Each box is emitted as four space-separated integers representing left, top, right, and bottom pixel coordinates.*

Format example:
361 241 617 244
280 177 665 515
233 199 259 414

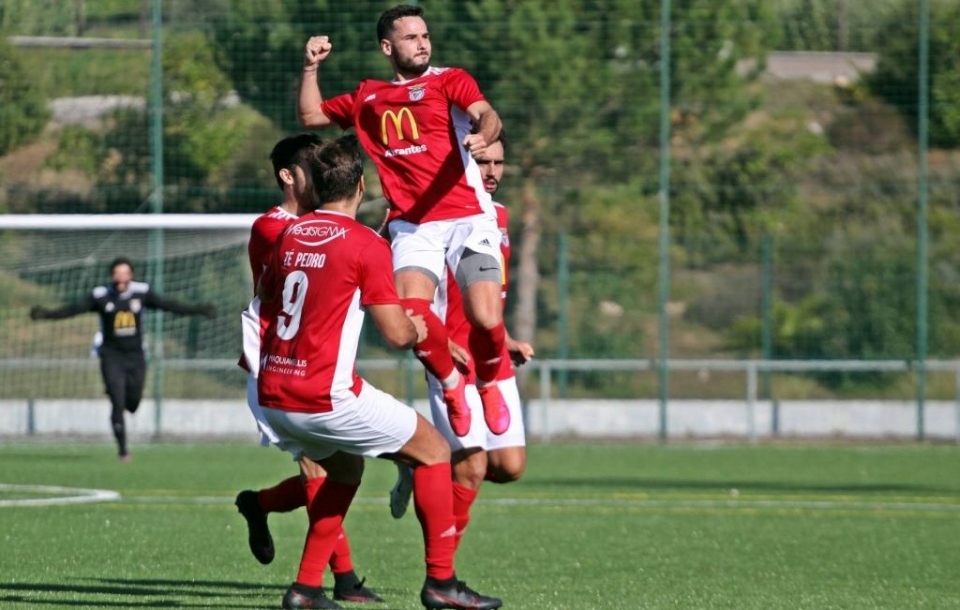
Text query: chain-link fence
2 1 959 413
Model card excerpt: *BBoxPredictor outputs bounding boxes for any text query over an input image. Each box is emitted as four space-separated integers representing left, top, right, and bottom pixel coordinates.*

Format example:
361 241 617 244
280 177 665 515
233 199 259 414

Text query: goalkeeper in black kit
30 256 216 460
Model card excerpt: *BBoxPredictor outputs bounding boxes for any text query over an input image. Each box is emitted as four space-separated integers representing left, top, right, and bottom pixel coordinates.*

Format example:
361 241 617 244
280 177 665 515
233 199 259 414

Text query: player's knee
487 451 526 483
452 449 487 488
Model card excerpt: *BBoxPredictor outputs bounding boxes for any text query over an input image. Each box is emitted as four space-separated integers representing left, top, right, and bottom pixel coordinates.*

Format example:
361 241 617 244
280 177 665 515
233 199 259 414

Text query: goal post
0 214 257 408
0 213 417 431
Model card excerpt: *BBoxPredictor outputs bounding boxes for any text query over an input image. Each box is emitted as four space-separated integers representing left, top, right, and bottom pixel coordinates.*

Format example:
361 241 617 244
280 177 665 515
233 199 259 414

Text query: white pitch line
0 484 120 507
116 494 960 513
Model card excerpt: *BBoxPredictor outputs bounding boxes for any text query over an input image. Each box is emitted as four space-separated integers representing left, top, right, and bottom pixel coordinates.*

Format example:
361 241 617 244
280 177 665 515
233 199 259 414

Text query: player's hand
406 311 427 343
29 305 47 320
507 337 535 366
201 304 217 319
462 133 488 160
304 35 333 68
448 339 471 374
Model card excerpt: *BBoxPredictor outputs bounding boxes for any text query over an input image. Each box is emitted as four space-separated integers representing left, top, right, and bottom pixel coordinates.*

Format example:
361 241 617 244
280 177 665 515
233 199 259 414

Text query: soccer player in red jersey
254 135 501 610
389 140 534 545
233 133 381 604
297 4 509 440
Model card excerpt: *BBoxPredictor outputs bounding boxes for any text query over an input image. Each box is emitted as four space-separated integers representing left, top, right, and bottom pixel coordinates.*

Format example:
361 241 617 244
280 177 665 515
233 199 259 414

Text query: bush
0 37 49 155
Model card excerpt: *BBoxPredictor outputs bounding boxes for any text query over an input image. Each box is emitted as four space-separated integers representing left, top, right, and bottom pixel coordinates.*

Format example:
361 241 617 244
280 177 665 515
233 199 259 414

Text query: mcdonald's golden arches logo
114 310 137 332
380 107 419 145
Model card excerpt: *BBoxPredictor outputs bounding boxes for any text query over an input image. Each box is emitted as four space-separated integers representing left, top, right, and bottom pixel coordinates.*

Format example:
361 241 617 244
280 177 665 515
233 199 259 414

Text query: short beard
393 51 429 77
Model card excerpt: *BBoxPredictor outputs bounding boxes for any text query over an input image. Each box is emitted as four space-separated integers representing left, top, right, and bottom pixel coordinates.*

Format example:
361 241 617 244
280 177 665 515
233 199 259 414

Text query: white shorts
246 373 280 447
427 375 526 452
259 381 418 462
240 298 262 376
389 214 502 285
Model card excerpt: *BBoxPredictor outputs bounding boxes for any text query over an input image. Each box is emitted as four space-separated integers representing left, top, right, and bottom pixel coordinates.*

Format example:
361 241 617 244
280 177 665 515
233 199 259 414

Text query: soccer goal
0 214 257 404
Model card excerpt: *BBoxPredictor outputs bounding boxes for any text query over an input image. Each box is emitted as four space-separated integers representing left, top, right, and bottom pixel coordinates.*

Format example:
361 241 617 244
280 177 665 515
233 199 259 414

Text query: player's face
112 263 133 293
384 16 431 77
476 141 505 195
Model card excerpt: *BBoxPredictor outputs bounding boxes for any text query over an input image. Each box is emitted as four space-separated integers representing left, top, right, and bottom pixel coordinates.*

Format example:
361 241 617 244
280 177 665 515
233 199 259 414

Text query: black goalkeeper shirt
41 281 208 354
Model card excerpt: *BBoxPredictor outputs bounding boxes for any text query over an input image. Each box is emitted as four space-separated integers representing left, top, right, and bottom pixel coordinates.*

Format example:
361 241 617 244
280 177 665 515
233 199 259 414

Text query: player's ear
278 167 294 186
357 176 366 201
379 39 392 57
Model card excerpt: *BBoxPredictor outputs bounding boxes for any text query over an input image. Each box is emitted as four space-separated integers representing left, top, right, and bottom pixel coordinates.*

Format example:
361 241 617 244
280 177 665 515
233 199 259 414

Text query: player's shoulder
128 281 150 295
255 207 294 228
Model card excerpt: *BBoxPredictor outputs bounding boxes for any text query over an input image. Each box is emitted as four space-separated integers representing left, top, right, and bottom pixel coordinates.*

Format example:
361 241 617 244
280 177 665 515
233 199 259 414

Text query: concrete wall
2 398 957 441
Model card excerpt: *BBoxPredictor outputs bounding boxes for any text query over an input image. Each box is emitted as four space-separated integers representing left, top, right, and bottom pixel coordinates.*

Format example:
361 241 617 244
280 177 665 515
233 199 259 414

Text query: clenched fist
304 36 333 68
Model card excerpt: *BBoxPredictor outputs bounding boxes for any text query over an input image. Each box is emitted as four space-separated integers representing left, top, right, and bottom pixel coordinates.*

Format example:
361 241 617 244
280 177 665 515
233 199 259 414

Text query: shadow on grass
521 477 950 494
0 580 272 609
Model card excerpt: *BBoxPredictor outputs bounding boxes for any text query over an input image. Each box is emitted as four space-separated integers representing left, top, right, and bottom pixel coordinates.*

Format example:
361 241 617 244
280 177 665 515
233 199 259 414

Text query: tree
869 0 960 148
0 37 49 156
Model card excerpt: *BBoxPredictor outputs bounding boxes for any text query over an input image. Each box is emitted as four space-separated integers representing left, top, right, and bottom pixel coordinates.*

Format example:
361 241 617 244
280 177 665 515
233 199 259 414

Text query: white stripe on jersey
330 287 366 400
451 105 496 218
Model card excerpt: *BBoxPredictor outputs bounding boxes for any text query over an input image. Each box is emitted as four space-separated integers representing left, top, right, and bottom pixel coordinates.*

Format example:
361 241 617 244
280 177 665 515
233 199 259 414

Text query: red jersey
248 206 296 289
257 210 400 412
240 206 297 373
438 202 512 382
321 67 495 224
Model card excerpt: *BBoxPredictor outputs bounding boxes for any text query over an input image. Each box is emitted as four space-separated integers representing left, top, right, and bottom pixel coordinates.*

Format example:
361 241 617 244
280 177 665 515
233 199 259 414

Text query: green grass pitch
1 440 959 609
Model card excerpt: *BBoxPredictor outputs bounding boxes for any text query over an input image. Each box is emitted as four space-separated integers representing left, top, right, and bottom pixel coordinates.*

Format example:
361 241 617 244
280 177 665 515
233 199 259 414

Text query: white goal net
0 214 256 401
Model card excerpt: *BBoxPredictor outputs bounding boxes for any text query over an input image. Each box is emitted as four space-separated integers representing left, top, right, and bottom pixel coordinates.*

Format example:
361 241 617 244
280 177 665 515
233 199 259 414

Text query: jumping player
297 4 509 440
254 135 501 610
389 139 533 543
29 258 215 460
233 133 380 604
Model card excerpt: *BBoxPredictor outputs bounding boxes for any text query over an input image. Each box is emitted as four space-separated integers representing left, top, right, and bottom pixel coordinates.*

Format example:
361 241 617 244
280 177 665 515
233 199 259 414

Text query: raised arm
298 35 336 129
368 304 426 351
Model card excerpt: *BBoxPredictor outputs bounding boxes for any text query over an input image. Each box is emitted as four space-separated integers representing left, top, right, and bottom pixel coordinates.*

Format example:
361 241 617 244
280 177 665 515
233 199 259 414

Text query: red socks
328 527 354 575
401 298 455 381
470 321 506 382
257 476 306 513
412 462 457 581
451 482 478 551
295 477 359 587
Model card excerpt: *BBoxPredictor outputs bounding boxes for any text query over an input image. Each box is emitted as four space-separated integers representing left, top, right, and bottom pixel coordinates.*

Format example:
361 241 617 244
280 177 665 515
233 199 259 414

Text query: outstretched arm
144 292 216 318
30 295 95 320
298 35 336 128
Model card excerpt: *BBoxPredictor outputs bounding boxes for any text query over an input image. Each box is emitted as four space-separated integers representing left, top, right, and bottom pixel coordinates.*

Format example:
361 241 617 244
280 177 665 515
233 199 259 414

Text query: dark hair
308 135 365 207
495 129 507 153
377 4 424 42
109 256 135 275
270 133 323 190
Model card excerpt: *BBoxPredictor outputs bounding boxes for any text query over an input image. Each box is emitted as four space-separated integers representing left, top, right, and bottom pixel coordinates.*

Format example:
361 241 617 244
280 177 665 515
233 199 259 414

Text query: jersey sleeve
443 68 486 112
143 288 209 316
320 90 358 130
38 293 97 319
358 237 401 306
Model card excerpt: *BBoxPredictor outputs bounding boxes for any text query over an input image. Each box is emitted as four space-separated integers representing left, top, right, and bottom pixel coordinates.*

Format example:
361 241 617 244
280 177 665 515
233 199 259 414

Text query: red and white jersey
436 201 513 382
249 206 296 289
257 210 400 413
239 205 297 373
321 67 494 224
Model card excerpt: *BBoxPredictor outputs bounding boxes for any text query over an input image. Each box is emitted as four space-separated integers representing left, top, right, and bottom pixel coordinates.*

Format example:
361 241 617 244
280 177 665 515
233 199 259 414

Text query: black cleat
282 582 342 609
333 571 384 603
420 577 502 609
235 489 274 564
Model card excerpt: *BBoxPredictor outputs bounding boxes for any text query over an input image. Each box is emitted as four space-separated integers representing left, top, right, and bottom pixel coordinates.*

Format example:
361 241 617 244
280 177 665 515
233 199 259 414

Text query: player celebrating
297 4 510 440
254 135 501 610
29 258 215 460
390 139 534 543
233 133 381 604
